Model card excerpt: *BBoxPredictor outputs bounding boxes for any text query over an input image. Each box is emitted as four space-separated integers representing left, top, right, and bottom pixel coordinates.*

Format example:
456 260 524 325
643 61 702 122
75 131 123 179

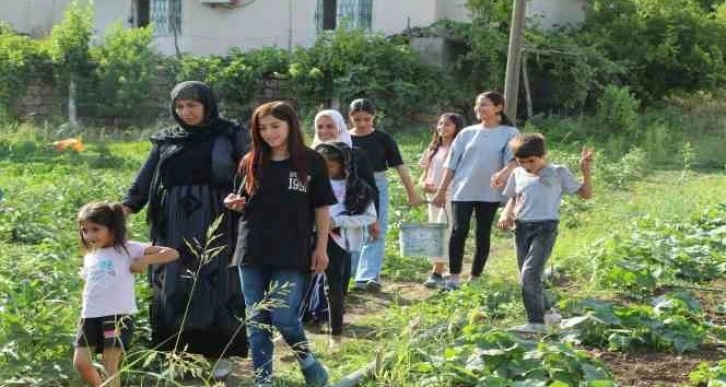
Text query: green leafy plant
690 360 726 386
560 293 709 354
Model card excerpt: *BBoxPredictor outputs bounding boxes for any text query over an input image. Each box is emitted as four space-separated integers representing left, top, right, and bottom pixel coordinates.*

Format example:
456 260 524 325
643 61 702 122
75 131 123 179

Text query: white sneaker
212 358 233 379
509 323 546 334
544 310 563 326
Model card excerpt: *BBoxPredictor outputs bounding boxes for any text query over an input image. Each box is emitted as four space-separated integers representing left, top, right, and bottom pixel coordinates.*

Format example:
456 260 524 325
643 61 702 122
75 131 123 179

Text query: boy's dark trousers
326 239 350 335
515 220 558 324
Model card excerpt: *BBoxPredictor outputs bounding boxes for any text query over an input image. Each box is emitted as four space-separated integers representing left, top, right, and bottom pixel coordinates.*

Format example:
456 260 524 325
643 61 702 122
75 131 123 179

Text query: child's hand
580 147 594 173
497 216 514 231
224 193 247 212
490 171 508 189
422 183 437 194
311 246 329 273
368 222 381 240
408 192 424 207
130 257 149 273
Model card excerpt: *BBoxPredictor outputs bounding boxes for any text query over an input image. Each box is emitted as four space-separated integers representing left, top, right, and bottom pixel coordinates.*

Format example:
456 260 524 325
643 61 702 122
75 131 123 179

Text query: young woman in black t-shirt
224 101 335 386
348 98 423 291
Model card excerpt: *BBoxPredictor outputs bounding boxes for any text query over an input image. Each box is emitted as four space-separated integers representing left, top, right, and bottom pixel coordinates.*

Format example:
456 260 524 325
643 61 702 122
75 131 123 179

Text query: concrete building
1 0 72 37
1 0 586 55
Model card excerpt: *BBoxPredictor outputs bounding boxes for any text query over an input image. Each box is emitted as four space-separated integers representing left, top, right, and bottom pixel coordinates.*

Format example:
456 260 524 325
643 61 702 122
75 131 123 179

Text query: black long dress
123 81 248 357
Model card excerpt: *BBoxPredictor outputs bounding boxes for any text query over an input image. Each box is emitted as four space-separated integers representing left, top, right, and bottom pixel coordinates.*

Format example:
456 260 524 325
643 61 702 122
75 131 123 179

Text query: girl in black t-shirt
348 98 423 291
224 101 335 386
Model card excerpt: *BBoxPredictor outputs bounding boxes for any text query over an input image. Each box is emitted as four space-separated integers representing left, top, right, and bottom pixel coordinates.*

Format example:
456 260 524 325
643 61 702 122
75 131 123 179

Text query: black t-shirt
351 130 404 172
232 149 337 271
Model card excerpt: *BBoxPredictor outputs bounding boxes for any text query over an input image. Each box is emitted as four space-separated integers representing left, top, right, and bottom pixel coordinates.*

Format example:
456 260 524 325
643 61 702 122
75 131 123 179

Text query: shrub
89 23 159 123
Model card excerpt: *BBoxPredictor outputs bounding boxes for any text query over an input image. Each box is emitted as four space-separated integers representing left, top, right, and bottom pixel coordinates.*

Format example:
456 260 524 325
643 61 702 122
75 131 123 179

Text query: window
316 0 372 32
151 0 182 36
133 0 150 28
316 0 338 31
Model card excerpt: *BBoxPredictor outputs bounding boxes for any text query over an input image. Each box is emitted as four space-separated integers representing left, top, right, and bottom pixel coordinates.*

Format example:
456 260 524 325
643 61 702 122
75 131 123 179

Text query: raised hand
580 147 594 173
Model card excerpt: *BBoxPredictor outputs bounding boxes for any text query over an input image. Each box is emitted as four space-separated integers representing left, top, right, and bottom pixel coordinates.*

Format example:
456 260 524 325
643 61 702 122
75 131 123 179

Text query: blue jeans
354 172 388 283
515 220 558 324
239 265 310 381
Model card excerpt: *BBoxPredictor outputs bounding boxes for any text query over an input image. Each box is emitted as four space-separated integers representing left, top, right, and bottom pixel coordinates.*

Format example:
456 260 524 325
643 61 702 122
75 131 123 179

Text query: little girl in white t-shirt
74 202 178 387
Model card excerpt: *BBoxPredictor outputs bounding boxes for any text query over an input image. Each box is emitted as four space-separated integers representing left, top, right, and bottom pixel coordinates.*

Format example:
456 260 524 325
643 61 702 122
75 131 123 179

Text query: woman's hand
497 215 514 231
311 246 329 273
407 192 424 207
223 193 247 212
121 205 133 217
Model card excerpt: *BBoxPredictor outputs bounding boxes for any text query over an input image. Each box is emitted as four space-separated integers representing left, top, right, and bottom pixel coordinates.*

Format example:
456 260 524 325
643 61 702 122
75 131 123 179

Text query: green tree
49 1 93 125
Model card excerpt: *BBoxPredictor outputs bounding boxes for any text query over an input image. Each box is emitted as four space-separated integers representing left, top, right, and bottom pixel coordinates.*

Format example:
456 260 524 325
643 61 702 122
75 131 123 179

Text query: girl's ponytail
499 113 515 127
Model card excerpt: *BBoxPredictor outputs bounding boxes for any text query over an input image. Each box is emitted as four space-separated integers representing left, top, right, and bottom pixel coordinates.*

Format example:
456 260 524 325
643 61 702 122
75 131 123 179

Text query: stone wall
11 80 62 119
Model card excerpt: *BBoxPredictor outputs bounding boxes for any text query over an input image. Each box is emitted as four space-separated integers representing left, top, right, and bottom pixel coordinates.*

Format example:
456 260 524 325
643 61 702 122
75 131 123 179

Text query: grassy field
1 121 725 386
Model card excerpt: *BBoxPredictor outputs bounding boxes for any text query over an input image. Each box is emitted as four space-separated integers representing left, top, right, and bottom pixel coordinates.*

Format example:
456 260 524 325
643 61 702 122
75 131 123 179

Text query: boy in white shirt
498 134 593 333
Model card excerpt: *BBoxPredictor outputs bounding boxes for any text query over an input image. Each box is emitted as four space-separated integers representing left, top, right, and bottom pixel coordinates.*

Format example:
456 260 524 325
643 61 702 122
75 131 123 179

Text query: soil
590 344 724 386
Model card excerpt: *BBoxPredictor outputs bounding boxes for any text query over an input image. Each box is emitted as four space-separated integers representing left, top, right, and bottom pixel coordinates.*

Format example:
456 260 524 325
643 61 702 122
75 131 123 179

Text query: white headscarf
311 109 352 148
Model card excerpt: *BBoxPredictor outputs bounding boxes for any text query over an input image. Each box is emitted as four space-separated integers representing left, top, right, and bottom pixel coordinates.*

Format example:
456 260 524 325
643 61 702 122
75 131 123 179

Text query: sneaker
211 358 233 379
423 273 444 288
443 277 459 291
351 281 366 292
467 275 481 284
509 323 546 334
328 334 343 350
255 379 273 387
301 358 329 386
363 280 382 293
544 310 562 327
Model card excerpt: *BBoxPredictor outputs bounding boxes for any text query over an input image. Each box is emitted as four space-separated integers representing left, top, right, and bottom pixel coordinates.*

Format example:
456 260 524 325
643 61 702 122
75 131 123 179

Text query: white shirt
328 179 377 251
503 165 582 221
80 241 147 318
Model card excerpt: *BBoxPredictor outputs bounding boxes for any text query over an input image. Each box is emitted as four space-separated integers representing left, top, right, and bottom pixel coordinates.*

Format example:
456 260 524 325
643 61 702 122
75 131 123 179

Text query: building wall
527 0 586 30
372 0 437 36
1 0 72 37
436 0 471 23
91 0 587 56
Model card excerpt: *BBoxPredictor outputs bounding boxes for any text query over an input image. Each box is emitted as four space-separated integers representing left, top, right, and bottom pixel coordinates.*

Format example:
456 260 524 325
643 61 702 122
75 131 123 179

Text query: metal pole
504 0 526 120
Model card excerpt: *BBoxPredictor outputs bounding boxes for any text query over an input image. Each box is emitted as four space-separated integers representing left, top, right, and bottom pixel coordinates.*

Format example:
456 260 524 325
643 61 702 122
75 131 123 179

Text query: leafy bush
0 31 54 119
560 293 709 354
89 23 159 123
178 46 290 119
594 203 726 296
288 28 451 128
411 328 615 385
690 360 726 386
595 86 640 136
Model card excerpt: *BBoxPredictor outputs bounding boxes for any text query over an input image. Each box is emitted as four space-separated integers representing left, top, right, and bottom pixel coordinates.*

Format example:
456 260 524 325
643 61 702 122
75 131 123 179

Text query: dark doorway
321 0 337 30
136 0 150 27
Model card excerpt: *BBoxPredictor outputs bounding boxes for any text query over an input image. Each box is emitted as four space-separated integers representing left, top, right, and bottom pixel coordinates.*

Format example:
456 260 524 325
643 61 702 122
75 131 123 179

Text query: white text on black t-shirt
288 172 310 193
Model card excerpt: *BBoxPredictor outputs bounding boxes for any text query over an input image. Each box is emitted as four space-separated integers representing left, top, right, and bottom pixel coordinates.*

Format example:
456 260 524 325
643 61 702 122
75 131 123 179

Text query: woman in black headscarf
122 81 249 376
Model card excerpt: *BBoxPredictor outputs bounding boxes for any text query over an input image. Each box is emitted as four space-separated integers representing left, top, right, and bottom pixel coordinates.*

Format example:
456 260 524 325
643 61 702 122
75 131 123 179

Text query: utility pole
504 0 526 120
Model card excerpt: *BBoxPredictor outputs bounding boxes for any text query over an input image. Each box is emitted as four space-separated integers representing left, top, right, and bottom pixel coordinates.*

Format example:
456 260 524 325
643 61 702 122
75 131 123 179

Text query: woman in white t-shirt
74 202 178 387
418 113 465 288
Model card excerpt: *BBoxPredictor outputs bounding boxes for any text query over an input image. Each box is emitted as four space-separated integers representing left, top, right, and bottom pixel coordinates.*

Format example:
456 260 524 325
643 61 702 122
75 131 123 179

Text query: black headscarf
314 142 376 216
147 81 237 235
151 81 230 144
